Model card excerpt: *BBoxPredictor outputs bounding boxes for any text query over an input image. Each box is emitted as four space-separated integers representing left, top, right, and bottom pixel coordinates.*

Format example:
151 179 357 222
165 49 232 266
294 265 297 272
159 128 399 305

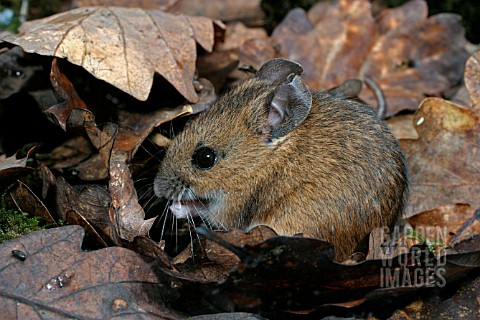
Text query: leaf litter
0 0 479 318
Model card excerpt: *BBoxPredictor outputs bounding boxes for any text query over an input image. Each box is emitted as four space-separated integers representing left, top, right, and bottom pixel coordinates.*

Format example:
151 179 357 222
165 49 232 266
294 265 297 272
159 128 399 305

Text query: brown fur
154 76 408 261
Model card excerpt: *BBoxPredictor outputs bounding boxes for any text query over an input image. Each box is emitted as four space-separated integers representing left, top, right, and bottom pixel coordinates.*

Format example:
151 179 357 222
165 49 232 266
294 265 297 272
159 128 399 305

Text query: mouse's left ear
260 72 312 142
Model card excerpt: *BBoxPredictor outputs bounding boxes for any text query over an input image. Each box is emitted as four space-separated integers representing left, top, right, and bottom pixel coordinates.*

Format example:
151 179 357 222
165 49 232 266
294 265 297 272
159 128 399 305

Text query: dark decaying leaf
66 108 118 180
55 177 119 247
0 225 183 319
2 7 216 102
45 59 89 131
168 226 278 283
204 235 479 315
388 274 480 320
9 181 57 226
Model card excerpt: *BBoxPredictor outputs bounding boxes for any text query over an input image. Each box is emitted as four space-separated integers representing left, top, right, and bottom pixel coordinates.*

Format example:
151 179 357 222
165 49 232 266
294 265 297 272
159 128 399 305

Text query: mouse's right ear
255 59 312 142
263 74 312 141
255 58 304 85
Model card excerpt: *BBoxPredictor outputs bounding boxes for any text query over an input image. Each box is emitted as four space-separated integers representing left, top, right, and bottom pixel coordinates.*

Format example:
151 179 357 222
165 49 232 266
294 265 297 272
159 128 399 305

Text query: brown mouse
154 58 408 260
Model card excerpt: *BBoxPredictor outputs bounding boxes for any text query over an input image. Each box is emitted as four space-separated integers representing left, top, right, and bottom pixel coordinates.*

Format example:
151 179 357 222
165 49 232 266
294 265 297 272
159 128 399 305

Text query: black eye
191 146 218 170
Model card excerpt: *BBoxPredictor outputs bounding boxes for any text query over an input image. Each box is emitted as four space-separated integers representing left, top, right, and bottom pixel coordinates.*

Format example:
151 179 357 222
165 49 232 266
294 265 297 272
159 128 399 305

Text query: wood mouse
154 58 408 260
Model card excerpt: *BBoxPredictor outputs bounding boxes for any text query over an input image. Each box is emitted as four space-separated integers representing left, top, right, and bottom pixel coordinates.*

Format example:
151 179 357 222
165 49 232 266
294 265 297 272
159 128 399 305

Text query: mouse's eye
191 146 218 170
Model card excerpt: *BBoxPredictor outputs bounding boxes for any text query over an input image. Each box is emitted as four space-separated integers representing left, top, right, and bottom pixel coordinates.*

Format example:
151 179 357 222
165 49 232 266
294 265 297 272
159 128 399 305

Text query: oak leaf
271 0 472 117
400 98 480 216
0 225 183 319
1 7 216 102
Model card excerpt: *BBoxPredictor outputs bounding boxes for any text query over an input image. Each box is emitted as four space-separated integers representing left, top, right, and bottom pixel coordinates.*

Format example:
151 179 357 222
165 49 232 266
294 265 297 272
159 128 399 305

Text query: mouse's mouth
169 197 212 220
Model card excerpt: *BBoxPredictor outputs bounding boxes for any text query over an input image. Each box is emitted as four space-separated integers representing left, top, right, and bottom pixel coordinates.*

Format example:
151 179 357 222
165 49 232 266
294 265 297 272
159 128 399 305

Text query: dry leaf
109 151 155 241
2 7 216 102
74 0 265 25
171 225 278 282
46 59 89 130
66 108 118 179
0 153 32 191
55 177 119 246
400 98 480 216
385 114 418 140
0 225 183 319
114 103 192 156
48 136 96 171
9 181 57 225
389 275 480 320
464 50 480 107
409 204 480 246
271 0 471 117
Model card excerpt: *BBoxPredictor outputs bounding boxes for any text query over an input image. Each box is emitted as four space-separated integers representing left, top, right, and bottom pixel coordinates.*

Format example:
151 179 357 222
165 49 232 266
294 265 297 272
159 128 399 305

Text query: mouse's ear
255 58 304 85
261 73 312 141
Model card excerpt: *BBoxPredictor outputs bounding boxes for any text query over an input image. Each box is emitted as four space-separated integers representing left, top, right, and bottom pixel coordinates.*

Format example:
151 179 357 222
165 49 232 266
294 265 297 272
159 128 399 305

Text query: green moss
0 195 43 243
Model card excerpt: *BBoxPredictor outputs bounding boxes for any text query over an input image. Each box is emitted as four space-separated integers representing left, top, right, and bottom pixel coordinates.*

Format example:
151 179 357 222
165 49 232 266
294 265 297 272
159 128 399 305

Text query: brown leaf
408 204 479 246
125 236 173 270
9 181 57 225
389 275 480 320
212 234 480 316
160 226 279 285
271 0 471 117
216 22 268 51
170 0 264 25
0 153 32 191
73 0 265 25
3 7 216 102
109 151 155 241
73 0 175 9
272 1 376 88
114 103 191 155
48 136 97 173
400 98 480 216
0 225 183 319
385 114 418 140
46 58 89 130
359 12 470 116
55 177 119 246
205 226 277 268
66 108 118 179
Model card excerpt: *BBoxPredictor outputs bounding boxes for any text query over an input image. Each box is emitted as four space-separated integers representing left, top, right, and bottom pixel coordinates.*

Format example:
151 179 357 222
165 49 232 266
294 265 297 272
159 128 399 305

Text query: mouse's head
153 59 312 229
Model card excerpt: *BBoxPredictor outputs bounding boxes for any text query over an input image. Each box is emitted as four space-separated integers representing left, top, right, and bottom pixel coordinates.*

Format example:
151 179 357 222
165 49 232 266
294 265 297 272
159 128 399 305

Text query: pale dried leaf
2 7 215 101
464 50 480 108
